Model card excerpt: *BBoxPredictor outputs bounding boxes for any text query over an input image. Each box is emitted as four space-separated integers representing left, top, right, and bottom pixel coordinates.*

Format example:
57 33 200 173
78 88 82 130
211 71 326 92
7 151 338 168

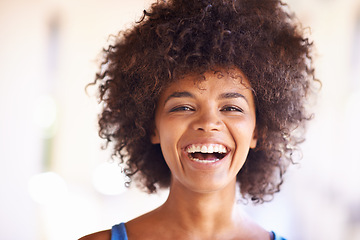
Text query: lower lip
181 151 229 169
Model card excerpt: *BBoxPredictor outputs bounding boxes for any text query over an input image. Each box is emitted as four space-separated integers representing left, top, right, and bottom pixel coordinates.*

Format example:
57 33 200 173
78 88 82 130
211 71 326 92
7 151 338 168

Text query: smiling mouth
185 144 229 163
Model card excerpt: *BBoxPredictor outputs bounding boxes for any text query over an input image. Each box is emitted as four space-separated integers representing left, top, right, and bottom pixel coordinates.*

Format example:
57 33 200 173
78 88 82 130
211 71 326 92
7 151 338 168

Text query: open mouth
185 144 229 163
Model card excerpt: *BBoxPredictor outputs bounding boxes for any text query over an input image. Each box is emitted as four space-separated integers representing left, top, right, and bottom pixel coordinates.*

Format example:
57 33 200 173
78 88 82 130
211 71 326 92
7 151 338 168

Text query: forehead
165 67 252 93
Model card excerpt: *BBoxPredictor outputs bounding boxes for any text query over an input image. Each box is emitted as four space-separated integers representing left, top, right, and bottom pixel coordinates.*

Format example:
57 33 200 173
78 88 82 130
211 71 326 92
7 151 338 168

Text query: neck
158 179 243 236
125 179 270 240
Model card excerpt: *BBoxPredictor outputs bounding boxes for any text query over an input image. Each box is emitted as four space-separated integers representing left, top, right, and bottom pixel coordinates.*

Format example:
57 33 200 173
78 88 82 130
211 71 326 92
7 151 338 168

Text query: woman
81 0 317 239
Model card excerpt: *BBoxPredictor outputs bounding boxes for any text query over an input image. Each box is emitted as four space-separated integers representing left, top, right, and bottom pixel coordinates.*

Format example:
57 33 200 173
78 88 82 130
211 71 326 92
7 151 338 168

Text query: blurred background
1 0 359 239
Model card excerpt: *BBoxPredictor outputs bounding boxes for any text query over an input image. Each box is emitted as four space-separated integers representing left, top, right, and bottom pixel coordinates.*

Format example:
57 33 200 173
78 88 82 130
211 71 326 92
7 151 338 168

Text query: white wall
1 0 359 239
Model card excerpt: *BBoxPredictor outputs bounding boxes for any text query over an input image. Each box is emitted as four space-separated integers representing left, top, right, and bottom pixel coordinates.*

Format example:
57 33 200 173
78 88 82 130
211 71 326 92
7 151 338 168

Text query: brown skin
79 179 271 240
79 230 110 240
124 180 270 240
80 69 272 240
79 177 271 240
80 207 270 240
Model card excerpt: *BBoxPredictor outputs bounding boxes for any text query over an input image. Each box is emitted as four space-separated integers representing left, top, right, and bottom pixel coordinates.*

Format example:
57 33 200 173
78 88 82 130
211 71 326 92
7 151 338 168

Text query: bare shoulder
78 230 111 240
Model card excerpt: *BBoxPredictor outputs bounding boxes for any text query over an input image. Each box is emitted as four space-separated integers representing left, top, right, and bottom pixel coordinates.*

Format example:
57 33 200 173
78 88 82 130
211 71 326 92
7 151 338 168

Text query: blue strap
272 231 287 240
111 222 128 240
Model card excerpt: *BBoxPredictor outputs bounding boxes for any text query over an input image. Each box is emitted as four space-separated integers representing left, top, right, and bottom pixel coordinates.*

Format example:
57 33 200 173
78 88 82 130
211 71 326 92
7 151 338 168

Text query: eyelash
169 105 195 112
220 106 244 113
169 105 243 113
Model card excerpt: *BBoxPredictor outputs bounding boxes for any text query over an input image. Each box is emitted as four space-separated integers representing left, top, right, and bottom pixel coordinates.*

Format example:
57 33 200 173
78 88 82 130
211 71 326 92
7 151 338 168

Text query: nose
191 108 223 132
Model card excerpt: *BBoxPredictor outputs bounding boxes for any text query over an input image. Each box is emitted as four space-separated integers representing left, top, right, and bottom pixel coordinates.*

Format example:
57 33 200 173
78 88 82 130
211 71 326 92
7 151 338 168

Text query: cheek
157 120 182 159
158 115 187 141
231 121 256 151
157 128 184 177
157 119 175 143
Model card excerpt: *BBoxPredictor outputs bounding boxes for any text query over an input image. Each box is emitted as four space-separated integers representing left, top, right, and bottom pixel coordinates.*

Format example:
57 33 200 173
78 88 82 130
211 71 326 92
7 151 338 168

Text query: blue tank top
111 222 286 240
111 223 128 240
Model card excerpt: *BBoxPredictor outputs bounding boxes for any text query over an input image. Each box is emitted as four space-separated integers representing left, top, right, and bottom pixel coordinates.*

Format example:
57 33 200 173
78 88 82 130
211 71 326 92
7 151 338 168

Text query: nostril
192 112 223 132
196 125 221 132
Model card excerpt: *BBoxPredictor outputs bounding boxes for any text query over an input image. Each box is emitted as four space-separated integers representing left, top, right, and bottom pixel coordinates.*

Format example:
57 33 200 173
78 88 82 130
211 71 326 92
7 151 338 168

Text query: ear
151 127 160 144
250 127 258 149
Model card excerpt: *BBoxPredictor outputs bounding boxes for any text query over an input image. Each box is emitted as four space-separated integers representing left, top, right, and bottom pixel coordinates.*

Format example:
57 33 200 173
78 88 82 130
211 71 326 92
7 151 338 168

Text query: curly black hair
93 0 317 203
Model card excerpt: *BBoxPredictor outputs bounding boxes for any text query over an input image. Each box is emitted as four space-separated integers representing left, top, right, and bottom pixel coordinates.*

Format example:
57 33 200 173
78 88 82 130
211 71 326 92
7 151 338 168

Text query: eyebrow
164 91 248 104
164 91 195 104
219 92 248 103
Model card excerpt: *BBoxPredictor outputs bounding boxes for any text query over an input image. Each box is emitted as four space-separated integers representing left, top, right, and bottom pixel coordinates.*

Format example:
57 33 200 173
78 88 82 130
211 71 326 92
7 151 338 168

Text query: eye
220 106 243 113
169 105 195 112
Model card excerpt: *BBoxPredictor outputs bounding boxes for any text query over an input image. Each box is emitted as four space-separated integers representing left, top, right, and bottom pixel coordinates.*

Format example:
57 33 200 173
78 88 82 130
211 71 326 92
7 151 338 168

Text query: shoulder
78 230 111 240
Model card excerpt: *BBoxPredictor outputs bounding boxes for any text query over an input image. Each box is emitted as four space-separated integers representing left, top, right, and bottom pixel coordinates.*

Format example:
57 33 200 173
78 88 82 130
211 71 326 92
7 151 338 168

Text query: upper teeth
186 144 227 154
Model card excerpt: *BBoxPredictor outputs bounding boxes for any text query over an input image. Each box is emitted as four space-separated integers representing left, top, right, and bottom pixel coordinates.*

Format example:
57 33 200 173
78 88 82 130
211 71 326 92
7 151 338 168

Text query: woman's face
151 68 257 193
